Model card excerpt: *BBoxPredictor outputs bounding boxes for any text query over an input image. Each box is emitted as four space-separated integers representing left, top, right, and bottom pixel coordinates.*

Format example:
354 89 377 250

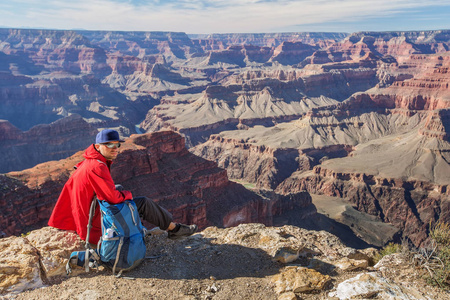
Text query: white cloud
0 0 449 33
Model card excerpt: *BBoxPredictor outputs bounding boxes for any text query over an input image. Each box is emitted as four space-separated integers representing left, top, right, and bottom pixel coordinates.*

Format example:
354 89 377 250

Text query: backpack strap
85 196 97 247
112 237 125 276
66 195 101 275
66 248 100 275
85 197 97 272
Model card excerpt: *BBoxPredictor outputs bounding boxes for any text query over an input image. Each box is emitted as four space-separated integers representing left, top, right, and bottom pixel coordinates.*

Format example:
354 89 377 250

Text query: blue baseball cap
95 129 125 144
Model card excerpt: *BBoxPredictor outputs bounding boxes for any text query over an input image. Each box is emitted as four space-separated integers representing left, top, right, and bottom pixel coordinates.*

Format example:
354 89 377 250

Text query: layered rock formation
1 28 450 250
192 52 450 247
190 32 349 49
142 31 450 147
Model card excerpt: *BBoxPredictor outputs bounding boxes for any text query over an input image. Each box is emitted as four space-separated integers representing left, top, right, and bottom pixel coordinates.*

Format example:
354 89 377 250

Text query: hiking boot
168 224 198 240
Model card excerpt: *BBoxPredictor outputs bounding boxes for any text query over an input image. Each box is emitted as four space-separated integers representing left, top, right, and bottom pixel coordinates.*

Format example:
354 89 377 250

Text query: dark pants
133 197 173 230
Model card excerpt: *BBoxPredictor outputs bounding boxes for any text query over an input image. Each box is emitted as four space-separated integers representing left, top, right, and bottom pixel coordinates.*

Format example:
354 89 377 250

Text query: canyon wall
0 115 98 172
276 167 449 247
192 52 450 247
1 28 450 248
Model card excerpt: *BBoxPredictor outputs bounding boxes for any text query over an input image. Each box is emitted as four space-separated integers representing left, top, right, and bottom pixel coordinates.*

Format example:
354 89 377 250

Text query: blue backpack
66 198 147 276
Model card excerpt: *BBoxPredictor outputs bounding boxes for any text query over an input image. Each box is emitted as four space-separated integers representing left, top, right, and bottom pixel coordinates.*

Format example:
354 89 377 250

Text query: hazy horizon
1 1 450 35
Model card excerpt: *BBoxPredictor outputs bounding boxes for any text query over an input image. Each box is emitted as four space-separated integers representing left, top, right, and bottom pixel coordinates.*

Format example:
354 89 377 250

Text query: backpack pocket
98 200 147 273
100 235 121 262
115 233 146 271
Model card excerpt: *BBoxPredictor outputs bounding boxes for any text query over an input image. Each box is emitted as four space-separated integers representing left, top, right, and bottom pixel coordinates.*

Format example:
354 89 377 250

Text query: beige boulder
26 227 84 277
328 272 430 300
0 227 84 297
0 236 43 295
271 266 331 294
334 257 369 271
272 246 301 264
360 247 379 265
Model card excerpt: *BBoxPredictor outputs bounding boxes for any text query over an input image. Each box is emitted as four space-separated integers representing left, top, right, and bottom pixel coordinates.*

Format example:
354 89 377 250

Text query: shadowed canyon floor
310 194 399 247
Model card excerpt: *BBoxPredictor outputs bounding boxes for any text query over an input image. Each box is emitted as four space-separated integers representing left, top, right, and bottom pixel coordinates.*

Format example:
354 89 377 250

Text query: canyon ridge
0 28 449 251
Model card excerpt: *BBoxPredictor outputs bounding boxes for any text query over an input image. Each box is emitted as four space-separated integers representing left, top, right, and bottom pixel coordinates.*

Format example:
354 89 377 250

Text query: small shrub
20 231 31 237
430 222 450 247
374 242 402 263
417 222 450 289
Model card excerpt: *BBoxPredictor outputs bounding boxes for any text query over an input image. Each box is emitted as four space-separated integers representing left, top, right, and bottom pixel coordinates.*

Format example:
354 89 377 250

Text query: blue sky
1 0 450 34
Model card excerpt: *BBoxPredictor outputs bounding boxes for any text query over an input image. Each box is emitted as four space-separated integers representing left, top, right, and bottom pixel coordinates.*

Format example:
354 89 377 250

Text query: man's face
95 142 121 160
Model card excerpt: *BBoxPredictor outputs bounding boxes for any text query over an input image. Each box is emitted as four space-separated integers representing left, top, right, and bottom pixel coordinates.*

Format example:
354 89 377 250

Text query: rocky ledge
1 224 448 300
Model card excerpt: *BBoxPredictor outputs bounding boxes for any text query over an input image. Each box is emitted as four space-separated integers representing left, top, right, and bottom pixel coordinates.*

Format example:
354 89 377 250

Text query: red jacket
48 144 132 244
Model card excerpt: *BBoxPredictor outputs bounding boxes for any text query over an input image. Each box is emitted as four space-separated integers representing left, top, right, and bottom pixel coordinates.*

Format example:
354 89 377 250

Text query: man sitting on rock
48 129 197 245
